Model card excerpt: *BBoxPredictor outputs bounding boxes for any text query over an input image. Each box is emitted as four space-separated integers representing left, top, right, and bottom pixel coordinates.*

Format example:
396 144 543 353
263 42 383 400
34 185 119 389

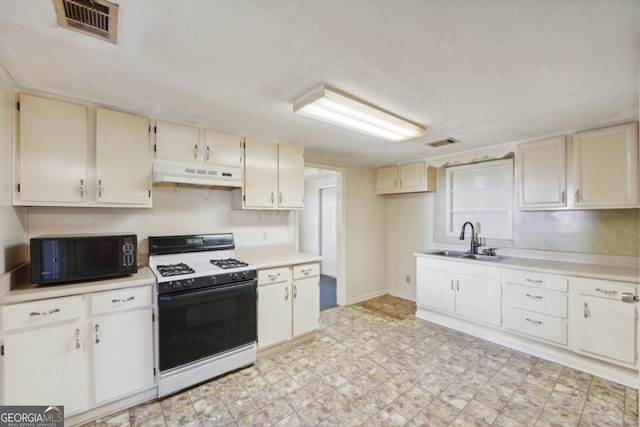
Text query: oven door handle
159 280 256 304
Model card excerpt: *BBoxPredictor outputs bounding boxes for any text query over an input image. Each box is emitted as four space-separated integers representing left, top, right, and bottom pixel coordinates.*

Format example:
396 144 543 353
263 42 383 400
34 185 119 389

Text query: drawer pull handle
293 284 298 298
112 296 135 303
525 278 543 284
301 268 312 275
75 328 81 350
30 308 61 316
584 302 590 318
285 286 289 300
595 288 618 296
525 294 543 300
525 318 543 325
268 273 281 281
450 280 454 291
95 324 101 344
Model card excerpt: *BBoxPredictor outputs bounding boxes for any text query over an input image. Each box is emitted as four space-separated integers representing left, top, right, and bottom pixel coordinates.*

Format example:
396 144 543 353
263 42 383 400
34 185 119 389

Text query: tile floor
88 295 638 426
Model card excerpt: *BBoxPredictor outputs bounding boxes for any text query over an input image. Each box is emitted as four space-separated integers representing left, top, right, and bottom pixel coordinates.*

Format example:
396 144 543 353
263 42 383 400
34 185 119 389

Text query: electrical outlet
405 274 411 284
262 232 268 241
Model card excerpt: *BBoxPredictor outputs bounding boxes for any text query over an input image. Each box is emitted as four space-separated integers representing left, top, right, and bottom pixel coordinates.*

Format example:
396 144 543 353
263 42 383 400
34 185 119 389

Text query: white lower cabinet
574 278 638 366
502 270 569 346
0 284 155 416
416 258 501 327
3 320 86 414
257 263 319 350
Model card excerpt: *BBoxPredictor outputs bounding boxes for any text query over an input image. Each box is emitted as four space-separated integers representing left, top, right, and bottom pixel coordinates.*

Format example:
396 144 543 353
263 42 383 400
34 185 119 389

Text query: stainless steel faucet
459 221 480 254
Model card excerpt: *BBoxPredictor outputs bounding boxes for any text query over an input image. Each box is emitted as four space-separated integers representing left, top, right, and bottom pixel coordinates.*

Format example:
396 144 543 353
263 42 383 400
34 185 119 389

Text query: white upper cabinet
517 123 639 210
277 143 304 209
17 94 88 204
234 138 304 210
517 136 567 209
375 161 436 195
96 108 152 206
15 94 153 208
243 137 279 208
203 129 243 168
572 123 638 208
154 120 201 163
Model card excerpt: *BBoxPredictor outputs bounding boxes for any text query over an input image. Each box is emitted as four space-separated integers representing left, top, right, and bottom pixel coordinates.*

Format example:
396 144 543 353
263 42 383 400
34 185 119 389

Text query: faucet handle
482 248 498 256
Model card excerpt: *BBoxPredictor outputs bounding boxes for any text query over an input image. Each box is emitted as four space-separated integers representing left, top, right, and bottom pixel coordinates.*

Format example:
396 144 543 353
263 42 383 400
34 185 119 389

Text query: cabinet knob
74 328 81 350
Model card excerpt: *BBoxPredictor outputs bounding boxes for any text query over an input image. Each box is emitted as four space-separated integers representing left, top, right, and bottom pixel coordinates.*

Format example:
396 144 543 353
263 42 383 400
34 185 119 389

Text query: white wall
0 67 27 294
386 192 434 300
27 185 295 260
300 176 337 255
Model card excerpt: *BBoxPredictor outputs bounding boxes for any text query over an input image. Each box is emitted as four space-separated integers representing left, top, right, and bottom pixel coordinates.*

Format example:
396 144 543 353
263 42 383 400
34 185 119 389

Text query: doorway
299 166 343 310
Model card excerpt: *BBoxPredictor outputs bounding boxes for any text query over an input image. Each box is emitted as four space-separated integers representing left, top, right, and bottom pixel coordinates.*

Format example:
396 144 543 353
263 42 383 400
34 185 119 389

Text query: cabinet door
573 123 639 208
455 276 501 326
96 108 151 205
292 277 319 336
517 137 567 209
244 138 278 208
399 161 426 192
92 308 154 404
375 166 398 194
18 94 88 203
3 322 85 414
277 144 304 209
257 282 292 348
416 268 455 314
577 295 636 365
154 121 201 163
203 129 242 168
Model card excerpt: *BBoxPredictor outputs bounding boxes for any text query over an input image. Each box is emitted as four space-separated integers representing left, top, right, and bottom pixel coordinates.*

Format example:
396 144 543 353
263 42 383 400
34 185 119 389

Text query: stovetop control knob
241 271 249 279
209 276 217 285
183 279 193 288
171 281 180 289
230 273 239 281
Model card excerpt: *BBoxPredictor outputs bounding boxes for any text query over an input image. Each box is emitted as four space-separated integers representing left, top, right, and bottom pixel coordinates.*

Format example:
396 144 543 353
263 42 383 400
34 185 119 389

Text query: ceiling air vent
426 137 460 148
53 0 119 44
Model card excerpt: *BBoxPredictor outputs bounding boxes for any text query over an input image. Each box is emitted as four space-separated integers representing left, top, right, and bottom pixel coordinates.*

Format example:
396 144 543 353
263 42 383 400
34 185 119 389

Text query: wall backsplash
434 167 640 256
26 185 295 259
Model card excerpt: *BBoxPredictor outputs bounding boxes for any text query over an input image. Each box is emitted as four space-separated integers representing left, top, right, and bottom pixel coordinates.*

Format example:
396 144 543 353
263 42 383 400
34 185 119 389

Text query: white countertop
415 250 639 283
1 267 157 305
242 252 322 269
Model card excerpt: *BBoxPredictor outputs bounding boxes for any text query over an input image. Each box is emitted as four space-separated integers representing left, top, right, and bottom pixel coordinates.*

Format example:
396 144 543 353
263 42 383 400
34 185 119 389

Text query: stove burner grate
210 258 249 269
156 263 195 277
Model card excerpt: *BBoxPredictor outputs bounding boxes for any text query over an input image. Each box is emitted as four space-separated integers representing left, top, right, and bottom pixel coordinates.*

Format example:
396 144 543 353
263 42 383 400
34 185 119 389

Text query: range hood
153 159 242 188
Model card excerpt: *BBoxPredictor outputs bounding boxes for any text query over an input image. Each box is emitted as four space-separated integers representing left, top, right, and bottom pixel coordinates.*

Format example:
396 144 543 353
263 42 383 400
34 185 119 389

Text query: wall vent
426 137 460 148
53 0 119 44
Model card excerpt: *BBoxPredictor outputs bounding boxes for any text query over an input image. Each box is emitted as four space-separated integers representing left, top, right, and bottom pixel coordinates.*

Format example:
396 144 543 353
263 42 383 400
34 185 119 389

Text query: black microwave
30 234 138 285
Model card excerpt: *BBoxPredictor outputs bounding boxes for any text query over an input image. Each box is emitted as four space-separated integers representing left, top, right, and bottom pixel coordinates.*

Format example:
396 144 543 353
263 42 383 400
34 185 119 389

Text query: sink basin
427 250 506 262
430 250 466 258
462 254 506 262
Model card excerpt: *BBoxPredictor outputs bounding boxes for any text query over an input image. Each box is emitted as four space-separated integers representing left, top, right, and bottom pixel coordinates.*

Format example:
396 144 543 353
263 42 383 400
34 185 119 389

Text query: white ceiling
0 1 638 166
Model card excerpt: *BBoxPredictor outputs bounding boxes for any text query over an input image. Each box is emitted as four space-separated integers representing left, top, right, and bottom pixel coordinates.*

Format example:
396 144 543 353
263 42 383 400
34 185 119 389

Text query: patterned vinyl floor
85 295 638 426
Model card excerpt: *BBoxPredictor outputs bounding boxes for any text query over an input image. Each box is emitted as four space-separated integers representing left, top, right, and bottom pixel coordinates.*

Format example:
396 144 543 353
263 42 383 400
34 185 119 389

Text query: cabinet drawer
578 277 637 300
503 269 568 292
258 267 291 285
2 296 83 331
503 306 567 345
91 285 152 315
503 284 568 318
293 263 319 280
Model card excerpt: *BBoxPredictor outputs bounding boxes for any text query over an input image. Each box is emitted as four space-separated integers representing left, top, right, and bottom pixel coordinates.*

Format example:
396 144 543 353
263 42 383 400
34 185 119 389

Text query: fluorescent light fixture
293 84 426 142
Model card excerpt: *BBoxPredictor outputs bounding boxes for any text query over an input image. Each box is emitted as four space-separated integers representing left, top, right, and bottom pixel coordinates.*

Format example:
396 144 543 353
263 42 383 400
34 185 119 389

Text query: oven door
158 279 257 372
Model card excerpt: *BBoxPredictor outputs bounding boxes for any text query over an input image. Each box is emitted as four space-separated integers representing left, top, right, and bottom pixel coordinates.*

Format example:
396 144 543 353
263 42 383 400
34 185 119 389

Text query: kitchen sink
427 250 506 262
